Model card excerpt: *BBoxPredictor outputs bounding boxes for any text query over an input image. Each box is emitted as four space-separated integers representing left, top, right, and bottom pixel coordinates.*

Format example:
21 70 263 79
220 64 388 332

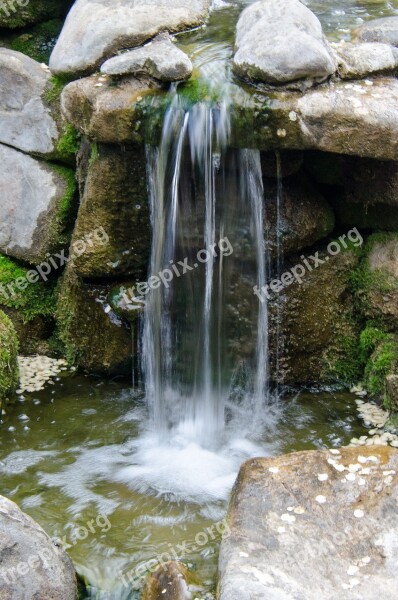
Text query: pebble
318 473 328 481
281 513 296 524
269 467 279 474
354 509 365 519
315 495 327 504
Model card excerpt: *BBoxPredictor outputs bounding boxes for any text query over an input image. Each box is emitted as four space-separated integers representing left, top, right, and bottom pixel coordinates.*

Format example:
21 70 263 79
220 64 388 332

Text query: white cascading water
142 93 270 448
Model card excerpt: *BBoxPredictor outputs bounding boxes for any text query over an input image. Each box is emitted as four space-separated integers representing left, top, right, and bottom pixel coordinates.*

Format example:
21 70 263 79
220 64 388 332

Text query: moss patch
55 123 80 162
363 334 398 401
0 310 19 402
0 0 71 29
0 254 57 323
9 18 63 62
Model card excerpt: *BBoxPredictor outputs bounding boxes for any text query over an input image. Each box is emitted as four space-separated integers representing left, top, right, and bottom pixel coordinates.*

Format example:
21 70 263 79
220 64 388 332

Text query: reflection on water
0 375 366 597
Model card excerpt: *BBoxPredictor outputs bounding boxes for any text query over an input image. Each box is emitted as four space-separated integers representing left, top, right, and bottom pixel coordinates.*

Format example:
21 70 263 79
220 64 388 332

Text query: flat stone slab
334 41 398 79
219 446 398 600
50 0 209 76
101 36 192 81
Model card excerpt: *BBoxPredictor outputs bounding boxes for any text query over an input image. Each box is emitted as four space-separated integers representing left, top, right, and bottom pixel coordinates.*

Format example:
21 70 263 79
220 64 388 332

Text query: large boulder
334 41 398 80
61 74 160 144
49 0 209 76
0 0 71 29
233 0 335 87
0 495 77 599
0 49 59 156
0 144 77 264
0 311 18 404
219 446 398 600
355 16 398 47
71 142 150 280
101 34 192 81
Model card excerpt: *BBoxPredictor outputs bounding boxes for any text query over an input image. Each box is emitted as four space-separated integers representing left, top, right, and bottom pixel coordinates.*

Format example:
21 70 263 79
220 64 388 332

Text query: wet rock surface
219 446 398 600
334 41 398 79
0 495 77 600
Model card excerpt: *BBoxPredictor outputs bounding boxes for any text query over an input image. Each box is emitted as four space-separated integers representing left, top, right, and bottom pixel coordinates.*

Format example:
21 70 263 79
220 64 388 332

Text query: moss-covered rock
0 0 71 29
0 310 19 403
352 233 398 331
70 142 150 280
56 267 132 374
274 244 362 386
364 334 398 404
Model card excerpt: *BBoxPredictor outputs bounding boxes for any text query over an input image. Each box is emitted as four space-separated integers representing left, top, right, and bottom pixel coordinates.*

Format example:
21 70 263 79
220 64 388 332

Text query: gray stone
0 143 76 264
141 562 194 600
356 16 398 47
334 41 398 79
0 49 59 155
50 0 209 76
219 446 398 600
101 35 192 81
0 495 77 600
233 0 336 86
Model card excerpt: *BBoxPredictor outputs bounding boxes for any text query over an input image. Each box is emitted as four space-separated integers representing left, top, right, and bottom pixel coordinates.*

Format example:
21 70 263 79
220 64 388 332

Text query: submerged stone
233 0 336 86
49 0 209 76
141 562 195 600
101 35 193 81
219 446 398 600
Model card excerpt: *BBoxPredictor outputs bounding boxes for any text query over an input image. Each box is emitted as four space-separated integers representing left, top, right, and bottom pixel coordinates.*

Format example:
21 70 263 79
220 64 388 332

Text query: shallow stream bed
0 376 367 598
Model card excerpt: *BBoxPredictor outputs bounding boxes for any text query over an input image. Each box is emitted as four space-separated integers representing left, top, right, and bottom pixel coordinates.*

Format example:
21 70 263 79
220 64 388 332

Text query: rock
233 0 335 87
364 334 398 401
0 495 77 599
264 174 335 258
61 74 160 144
0 0 71 29
354 233 398 330
0 49 59 156
343 158 398 208
219 445 398 600
0 143 77 264
273 245 361 385
71 142 150 280
56 267 132 375
49 0 209 76
334 41 398 79
386 374 398 412
141 562 193 600
0 311 18 403
2 308 55 355
356 16 398 47
101 34 192 81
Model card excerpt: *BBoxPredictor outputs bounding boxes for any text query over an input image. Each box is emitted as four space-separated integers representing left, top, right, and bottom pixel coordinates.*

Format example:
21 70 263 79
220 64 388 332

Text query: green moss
323 330 362 386
0 254 57 323
363 334 398 400
43 75 67 105
0 310 19 402
9 19 63 62
359 324 388 363
56 123 80 161
48 164 78 247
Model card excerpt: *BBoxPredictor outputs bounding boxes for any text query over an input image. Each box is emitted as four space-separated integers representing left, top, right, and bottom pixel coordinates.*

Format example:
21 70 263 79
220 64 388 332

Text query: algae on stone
0 310 19 402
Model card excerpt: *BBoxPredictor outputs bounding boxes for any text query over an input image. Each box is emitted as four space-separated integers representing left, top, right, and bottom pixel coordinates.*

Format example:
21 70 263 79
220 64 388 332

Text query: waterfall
141 95 270 447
